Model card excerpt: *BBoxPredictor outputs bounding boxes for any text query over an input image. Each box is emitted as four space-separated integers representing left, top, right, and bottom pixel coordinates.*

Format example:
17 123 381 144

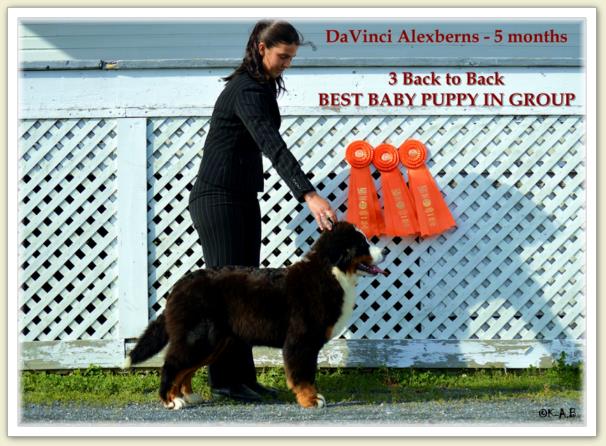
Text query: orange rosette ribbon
398 139 456 237
345 140 384 237
372 144 419 236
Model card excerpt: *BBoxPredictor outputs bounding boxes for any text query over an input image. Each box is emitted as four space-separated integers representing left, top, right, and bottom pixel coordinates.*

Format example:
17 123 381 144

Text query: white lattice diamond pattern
342 116 585 341
145 115 584 343
19 119 119 341
147 117 210 319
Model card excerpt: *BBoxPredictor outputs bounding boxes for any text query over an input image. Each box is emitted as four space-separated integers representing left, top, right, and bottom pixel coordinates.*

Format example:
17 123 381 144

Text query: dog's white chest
330 267 358 339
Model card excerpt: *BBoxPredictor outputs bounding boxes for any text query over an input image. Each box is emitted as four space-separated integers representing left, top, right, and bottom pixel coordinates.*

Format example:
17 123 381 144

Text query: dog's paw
183 393 204 405
163 397 187 410
295 387 328 409
121 356 132 370
315 393 326 408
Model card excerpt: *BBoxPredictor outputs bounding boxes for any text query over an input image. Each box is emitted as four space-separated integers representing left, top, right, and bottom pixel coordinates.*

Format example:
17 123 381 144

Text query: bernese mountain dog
124 221 385 409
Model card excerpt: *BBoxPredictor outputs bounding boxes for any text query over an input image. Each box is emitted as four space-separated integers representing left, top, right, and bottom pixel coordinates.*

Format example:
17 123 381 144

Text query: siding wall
19 20 583 67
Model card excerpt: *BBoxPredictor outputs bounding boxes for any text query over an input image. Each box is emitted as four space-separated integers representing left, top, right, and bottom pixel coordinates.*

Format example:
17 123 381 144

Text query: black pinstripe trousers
188 181 261 388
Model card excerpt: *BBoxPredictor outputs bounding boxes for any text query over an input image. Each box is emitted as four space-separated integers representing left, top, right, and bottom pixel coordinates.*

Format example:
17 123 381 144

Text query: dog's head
310 221 386 276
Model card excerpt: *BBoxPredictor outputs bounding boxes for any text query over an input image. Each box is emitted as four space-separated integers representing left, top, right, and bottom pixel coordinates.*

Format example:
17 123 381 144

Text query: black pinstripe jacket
190 72 315 202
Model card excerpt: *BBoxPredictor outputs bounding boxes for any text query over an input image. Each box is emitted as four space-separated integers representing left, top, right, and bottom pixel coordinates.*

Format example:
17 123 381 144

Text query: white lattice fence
19 114 585 369
145 114 585 344
19 118 119 342
147 117 209 320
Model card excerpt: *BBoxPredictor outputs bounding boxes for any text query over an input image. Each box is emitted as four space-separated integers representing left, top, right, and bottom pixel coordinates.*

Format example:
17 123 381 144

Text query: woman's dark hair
224 20 304 96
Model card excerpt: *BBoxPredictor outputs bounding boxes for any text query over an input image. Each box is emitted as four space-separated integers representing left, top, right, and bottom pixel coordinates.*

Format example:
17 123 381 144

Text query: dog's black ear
334 247 356 272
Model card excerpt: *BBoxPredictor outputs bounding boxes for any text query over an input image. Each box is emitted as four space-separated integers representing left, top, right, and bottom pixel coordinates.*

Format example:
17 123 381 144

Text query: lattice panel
147 117 210 319
146 115 585 342
19 119 119 341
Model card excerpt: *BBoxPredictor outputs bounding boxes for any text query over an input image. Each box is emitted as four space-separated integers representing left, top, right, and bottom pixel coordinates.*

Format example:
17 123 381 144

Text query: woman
188 20 337 402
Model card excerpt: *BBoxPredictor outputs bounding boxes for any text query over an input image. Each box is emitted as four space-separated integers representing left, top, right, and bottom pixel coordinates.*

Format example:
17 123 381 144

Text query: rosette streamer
345 140 384 237
398 139 456 236
372 144 419 236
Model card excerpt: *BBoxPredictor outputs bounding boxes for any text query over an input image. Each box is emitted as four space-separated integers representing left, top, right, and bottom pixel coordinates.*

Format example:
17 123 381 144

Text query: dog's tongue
359 263 387 276
369 265 387 276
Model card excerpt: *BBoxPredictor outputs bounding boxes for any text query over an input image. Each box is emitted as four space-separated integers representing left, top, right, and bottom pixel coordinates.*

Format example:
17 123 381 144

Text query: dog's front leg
282 341 325 409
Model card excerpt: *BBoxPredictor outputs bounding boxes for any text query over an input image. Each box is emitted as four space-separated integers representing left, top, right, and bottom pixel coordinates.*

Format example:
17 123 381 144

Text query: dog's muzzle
357 246 387 276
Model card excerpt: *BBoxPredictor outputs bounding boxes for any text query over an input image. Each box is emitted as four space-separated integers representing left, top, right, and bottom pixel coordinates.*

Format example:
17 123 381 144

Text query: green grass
21 355 583 407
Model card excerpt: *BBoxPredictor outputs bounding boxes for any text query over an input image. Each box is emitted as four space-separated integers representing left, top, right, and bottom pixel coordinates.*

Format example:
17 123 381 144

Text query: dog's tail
123 314 168 369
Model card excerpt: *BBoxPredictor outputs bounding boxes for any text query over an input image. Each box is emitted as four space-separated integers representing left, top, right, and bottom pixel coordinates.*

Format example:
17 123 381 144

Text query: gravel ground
20 397 584 426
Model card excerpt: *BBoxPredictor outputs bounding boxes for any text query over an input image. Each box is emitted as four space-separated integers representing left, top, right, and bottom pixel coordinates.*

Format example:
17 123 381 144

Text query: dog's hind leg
178 337 232 406
160 340 218 410
283 342 325 409
163 367 204 409
179 368 204 405
160 346 203 410
159 356 184 409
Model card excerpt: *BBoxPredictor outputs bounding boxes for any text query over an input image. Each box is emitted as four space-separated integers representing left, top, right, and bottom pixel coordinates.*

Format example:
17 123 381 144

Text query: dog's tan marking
325 325 334 340
167 385 183 405
180 370 198 399
172 368 194 398
167 366 202 408
292 383 324 408
179 372 204 405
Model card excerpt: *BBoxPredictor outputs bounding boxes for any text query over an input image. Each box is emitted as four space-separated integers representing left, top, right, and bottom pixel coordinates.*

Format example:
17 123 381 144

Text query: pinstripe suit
188 72 314 389
191 71 314 200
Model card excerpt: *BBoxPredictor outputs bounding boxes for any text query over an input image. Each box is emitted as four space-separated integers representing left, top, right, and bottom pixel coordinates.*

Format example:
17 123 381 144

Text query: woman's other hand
304 191 338 231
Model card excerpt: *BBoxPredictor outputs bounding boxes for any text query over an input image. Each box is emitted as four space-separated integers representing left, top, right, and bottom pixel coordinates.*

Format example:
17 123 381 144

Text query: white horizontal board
20 67 584 118
20 338 584 370
121 339 584 370
20 340 123 370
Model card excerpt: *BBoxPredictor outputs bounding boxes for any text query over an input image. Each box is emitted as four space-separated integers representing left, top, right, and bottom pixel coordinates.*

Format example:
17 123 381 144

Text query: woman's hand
304 191 338 231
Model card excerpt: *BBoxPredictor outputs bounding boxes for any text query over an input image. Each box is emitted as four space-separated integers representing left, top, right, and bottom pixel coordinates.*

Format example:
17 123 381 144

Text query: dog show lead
186 20 338 403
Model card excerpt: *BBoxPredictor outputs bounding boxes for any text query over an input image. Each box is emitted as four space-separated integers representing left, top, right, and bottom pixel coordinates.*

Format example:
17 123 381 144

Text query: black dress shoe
247 382 279 398
211 384 262 403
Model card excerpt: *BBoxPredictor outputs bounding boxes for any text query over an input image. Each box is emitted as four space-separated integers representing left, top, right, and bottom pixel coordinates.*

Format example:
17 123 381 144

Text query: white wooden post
117 118 149 339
